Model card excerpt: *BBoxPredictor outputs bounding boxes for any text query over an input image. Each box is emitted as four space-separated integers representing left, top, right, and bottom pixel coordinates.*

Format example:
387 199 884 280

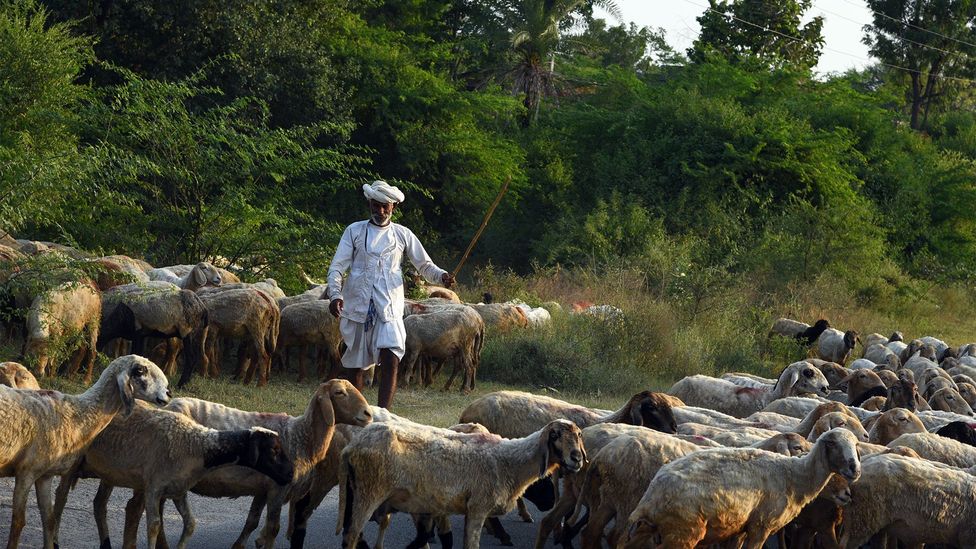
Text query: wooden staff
452 176 511 278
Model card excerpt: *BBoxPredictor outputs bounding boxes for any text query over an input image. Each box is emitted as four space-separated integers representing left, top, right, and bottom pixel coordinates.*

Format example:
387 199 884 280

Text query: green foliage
73 67 368 291
691 0 824 70
863 0 976 129
0 0 93 233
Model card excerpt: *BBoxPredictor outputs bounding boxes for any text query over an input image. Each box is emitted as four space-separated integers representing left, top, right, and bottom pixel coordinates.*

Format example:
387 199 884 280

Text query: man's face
369 199 396 225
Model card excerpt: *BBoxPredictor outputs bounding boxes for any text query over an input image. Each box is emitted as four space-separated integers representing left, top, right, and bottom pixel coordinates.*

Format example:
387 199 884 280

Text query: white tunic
326 220 447 368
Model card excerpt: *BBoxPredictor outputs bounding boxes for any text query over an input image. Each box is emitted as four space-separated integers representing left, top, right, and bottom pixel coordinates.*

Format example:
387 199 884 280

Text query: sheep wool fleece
327 220 447 369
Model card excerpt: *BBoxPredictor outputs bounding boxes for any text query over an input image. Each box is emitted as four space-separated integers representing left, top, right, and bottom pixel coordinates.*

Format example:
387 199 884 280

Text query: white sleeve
402 227 447 284
326 225 355 301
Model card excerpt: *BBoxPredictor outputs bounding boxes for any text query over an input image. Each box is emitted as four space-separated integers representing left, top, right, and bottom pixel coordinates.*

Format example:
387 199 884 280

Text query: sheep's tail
337 453 352 536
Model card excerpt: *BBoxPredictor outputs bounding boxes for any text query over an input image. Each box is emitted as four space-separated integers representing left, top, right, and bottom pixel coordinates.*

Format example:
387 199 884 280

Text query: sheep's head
760 433 811 456
817 428 861 482
814 319 831 330
821 475 852 506
875 369 898 388
109 355 171 415
869 408 926 445
628 391 677 434
843 330 860 350
192 262 222 288
842 369 884 400
889 331 904 343
321 379 372 427
812 412 869 442
885 379 919 412
820 363 851 390
0 362 39 390
538 419 585 478
957 383 976 407
928 388 974 416
782 361 830 397
935 421 976 447
241 427 295 486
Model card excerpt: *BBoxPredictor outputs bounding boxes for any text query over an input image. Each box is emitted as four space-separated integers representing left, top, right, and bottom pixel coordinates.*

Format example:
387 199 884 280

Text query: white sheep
51 402 295 549
337 419 586 548
0 355 170 549
816 328 859 364
459 390 678 439
165 380 372 549
888 431 976 467
147 261 223 291
668 361 830 418
768 317 809 338
23 281 101 380
839 453 976 547
618 428 861 548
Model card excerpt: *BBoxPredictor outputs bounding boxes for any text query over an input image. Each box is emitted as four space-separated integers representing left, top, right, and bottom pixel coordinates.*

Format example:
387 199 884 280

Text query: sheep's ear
538 429 551 479
117 370 135 416
193 266 207 287
629 403 643 426
784 368 800 390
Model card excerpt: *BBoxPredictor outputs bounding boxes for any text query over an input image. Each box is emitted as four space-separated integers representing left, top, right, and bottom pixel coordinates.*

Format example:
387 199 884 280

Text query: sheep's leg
7 473 37 549
436 515 453 549
144 491 164 549
579 503 613 549
297 344 307 382
443 360 462 392
257 493 285 549
534 488 578 549
93 481 114 549
51 468 78 549
374 512 391 549
483 518 512 546
120 490 146 549
516 497 533 522
35 476 56 549
65 346 84 378
290 471 335 548
463 513 487 549
231 494 266 549
172 496 195 549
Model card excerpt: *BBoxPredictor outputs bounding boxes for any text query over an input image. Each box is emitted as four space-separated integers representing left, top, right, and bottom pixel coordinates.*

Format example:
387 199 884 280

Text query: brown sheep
0 362 39 390
198 288 280 387
866 408 927 445
274 300 342 382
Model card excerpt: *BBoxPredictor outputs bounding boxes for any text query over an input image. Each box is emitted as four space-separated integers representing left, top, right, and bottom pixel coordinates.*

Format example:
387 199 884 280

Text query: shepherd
325 180 454 409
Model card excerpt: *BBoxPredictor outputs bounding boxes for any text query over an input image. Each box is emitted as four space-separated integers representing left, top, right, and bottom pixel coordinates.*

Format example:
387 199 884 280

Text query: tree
863 0 976 130
0 0 93 234
498 0 621 124
75 67 369 291
691 0 824 70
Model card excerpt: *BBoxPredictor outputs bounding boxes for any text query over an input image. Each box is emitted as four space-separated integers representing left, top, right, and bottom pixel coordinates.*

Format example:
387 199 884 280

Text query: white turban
363 180 405 204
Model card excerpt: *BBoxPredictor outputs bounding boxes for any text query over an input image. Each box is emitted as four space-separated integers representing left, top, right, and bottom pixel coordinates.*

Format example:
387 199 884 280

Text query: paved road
1 478 545 548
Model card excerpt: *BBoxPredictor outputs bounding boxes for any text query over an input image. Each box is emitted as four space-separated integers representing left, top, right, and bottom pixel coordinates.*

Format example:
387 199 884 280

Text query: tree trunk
910 73 923 130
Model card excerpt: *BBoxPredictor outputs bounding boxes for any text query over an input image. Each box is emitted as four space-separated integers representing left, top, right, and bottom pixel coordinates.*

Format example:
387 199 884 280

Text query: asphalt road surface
1 477 545 548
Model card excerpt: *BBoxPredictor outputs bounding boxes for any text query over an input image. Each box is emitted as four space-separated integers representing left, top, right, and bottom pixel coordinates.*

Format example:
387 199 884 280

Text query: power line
812 2 957 58
833 0 976 51
681 0 976 84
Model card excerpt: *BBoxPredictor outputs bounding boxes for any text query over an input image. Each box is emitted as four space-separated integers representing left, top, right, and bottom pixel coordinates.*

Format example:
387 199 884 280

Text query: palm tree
506 0 620 124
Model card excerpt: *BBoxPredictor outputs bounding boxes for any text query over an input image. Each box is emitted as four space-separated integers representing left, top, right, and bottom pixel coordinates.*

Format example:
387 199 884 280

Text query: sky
597 0 876 75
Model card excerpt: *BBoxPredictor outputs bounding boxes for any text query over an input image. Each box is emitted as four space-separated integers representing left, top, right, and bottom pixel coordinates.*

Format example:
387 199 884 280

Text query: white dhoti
339 316 406 369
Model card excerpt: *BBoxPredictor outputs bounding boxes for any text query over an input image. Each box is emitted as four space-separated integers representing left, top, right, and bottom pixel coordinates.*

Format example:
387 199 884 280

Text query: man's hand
441 272 455 289
329 298 344 318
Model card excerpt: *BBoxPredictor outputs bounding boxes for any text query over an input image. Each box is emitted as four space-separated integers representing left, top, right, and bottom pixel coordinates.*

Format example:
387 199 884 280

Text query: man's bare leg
342 367 365 391
377 348 399 409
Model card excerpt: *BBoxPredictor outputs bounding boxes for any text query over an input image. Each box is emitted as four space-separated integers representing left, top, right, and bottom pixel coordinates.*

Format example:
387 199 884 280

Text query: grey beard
370 213 391 225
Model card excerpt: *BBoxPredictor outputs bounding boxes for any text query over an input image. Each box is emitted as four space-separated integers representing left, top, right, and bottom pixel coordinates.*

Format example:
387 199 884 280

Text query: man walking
326 180 454 409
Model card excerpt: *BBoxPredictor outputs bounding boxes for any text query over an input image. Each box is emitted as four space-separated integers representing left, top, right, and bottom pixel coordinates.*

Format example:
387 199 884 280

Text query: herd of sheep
0 236 555 393
2 236 976 548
